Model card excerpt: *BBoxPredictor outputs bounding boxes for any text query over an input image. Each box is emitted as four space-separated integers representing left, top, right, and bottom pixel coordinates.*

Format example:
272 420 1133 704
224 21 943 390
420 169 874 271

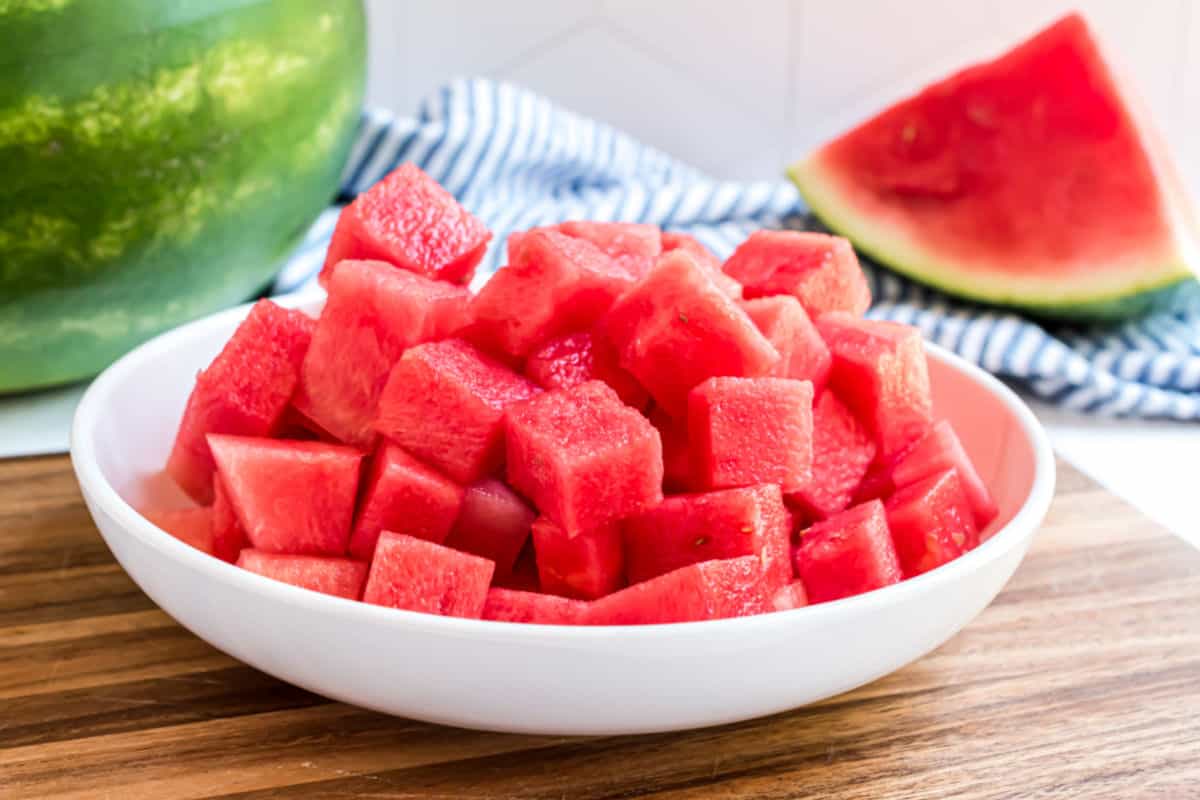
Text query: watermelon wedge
788 13 1197 319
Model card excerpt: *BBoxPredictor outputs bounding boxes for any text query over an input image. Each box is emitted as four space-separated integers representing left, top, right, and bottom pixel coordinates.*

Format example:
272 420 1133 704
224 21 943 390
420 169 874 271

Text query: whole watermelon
0 0 366 392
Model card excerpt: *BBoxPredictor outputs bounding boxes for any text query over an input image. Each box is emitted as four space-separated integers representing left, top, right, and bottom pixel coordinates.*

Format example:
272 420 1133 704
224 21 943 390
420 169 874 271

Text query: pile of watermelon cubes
145 164 999 625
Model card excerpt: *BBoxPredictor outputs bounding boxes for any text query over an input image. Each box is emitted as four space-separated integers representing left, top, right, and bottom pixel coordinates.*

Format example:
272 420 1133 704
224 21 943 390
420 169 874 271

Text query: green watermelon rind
789 158 1194 322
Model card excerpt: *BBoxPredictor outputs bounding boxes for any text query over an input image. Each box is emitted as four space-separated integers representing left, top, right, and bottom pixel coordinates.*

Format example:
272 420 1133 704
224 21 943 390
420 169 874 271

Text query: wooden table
1 455 1198 799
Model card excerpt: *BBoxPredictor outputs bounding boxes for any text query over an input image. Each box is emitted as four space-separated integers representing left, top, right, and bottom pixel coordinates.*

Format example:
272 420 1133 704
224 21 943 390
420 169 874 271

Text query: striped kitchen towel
274 78 1200 421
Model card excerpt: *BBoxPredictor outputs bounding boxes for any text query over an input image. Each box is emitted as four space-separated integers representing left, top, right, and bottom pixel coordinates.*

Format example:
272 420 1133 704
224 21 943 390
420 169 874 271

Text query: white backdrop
364 0 1199 197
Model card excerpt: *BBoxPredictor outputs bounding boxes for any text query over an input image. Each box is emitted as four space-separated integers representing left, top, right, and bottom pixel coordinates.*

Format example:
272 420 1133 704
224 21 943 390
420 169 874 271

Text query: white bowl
71 294 1055 736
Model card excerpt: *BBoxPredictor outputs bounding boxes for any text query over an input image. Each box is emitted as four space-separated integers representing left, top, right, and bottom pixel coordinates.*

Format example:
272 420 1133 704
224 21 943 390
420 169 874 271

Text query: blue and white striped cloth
275 78 1200 421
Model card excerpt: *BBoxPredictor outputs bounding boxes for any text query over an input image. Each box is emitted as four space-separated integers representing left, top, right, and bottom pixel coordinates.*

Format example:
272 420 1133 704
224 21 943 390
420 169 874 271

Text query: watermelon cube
167 300 314 503
623 484 792 590
211 478 247 563
482 588 590 625
891 420 999 530
524 330 649 410
649 406 692 492
722 231 871 316
688 376 814 492
300 260 472 446
375 339 541 483
142 506 215 556
885 469 979 577
786 390 877 522
320 163 490 286
771 581 809 611
348 443 465 561
511 221 662 281
531 517 625 600
506 381 663 534
208 435 362 556
661 231 742 298
443 478 537 579
236 551 368 600
795 500 902 603
741 295 831 389
586 556 768 625
817 312 933 461
600 251 780 417
362 532 494 618
469 229 634 359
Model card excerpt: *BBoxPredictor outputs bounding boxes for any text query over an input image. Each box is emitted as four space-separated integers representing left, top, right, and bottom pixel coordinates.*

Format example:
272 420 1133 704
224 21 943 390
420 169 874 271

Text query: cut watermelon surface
237 551 368 600
885 470 979 577
688 376 814 492
524 330 649 410
771 581 810 611
788 13 1196 319
587 556 767 625
348 443 464 560
723 231 871 317
891 421 999 531
375 338 541 484
601 251 780 417
482 588 590 624
818 313 933 462
787 390 877 523
531 517 625 600
210 478 247 563
167 300 314 503
622 484 792 590
512 221 662 281
741 295 831 388
796 501 902 604
506 381 663 534
661 231 743 298
362 533 494 617
208 435 362 557
142 506 215 556
443 479 536 579
320 163 490 286
300 260 471 446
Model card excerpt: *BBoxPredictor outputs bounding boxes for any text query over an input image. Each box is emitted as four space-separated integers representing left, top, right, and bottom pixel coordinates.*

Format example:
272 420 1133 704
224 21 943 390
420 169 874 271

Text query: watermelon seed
694 535 708 546
678 312 689 323
741 526 754 534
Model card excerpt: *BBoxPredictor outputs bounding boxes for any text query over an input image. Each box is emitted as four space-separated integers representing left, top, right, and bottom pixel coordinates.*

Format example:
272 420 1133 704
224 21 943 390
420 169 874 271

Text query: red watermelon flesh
320 163 490 286
661 231 743 298
443 478 536 579
817 312 933 461
795 500 902 603
482 588 590 624
167 300 314 503
723 231 871 317
142 506 215 556
688 376 814 492
348 443 464 561
362 532 494 618
300 260 471 446
210 478 247 563
623 484 792 590
787 14 1194 318
375 339 541 484
771 581 810 611
885 469 979 577
524 330 649 411
741 295 831 389
208 435 362 556
507 381 663 534
511 221 662 281
891 420 999 531
494 542 541 592
786 390 877 522
649 406 692 492
470 229 633 359
531 517 624 600
600 251 780 417
586 556 768 625
236 550 368 600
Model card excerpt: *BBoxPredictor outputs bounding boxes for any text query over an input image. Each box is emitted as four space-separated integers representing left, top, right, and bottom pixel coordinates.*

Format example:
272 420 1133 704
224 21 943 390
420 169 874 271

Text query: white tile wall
364 0 1198 197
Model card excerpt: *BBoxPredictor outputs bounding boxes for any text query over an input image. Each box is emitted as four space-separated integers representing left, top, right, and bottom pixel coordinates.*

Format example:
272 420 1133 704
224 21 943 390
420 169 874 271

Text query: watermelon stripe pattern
274 78 1200 421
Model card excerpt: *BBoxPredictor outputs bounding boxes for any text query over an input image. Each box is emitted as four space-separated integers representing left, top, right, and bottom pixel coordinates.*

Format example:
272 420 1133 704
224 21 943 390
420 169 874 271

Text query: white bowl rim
70 295 1056 642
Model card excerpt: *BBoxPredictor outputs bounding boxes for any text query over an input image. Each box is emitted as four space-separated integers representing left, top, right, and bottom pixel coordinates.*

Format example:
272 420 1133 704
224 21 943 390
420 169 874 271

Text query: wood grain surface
1 454 1197 799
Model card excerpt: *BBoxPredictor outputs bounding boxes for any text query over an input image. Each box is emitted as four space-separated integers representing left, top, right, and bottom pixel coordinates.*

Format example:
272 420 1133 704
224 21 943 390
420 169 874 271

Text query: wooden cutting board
1 455 1197 799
